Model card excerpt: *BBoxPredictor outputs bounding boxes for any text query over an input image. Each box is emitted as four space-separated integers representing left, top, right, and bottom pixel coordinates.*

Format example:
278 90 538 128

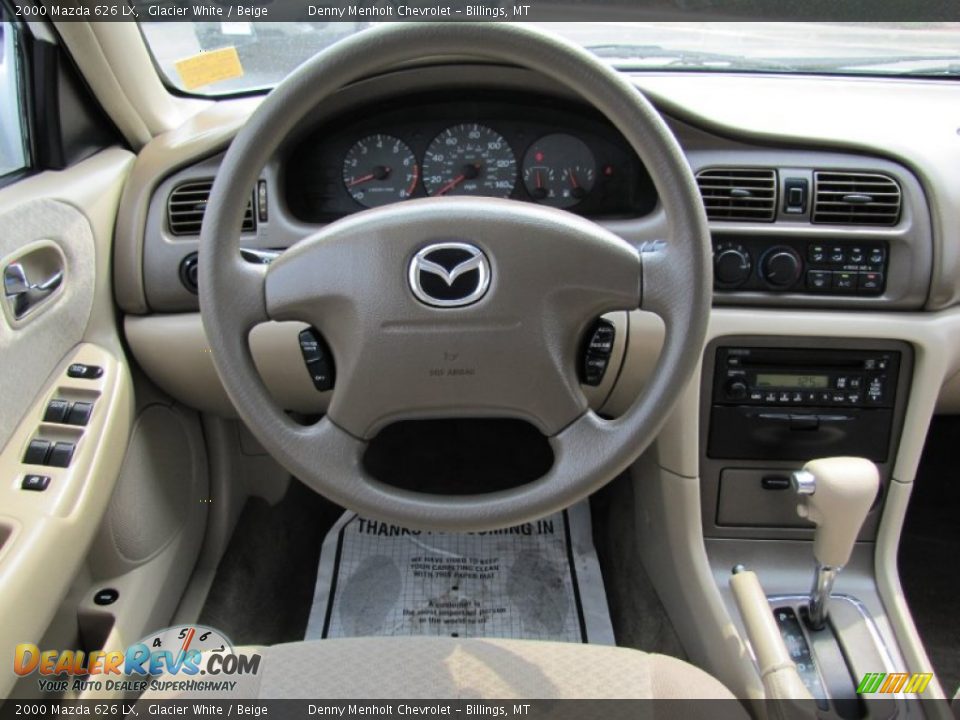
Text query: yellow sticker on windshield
174 47 244 91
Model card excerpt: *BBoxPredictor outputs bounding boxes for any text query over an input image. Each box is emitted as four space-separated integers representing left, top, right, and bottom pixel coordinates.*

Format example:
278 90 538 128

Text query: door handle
4 262 64 320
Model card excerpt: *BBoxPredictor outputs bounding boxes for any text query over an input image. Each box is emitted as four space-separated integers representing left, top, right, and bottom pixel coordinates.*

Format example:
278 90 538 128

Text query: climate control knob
760 246 802 289
713 245 752 288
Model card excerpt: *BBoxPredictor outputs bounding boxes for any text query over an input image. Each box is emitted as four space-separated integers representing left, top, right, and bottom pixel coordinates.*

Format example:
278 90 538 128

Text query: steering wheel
199 23 711 531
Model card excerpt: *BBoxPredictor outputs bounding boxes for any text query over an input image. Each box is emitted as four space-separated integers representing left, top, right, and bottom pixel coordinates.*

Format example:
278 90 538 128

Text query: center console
700 336 923 715
700 336 912 539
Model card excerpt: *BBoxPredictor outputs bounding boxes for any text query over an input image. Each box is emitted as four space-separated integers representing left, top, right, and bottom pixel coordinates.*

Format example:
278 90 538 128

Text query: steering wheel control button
581 319 616 387
93 588 119 606
409 243 490 308
21 474 51 492
66 401 94 427
43 399 71 424
67 363 103 380
48 442 76 468
299 329 335 392
24 439 52 465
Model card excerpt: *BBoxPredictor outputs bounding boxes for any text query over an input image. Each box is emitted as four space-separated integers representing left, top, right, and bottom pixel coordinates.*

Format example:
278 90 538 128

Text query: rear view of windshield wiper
585 44 796 71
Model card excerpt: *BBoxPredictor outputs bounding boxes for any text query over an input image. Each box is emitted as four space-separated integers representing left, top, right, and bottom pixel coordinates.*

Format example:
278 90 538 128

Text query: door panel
0 148 134 699
0 199 96 449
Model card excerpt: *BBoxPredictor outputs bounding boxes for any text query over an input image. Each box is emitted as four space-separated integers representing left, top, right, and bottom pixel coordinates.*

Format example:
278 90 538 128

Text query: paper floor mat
305 501 615 644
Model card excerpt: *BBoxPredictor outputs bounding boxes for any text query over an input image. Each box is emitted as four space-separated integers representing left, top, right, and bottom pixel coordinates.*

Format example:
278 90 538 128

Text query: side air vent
696 168 777 222
812 172 901 226
167 179 256 236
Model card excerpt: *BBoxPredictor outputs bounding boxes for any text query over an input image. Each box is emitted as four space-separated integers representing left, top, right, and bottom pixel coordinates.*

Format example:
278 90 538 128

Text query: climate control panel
712 236 887 296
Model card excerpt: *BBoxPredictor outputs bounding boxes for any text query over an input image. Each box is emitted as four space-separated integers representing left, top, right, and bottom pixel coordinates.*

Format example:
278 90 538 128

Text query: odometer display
423 124 517 198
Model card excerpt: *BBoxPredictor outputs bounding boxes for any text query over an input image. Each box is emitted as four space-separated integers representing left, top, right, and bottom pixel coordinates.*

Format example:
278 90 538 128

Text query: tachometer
522 134 596 208
342 134 419 208
423 124 517 198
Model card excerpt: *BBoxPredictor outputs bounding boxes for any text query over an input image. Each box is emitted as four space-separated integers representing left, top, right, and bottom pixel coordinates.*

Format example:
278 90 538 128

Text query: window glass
139 21 960 97
0 14 29 178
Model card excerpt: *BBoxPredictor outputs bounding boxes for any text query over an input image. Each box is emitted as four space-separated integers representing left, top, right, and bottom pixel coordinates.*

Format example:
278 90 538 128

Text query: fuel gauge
522 134 596 208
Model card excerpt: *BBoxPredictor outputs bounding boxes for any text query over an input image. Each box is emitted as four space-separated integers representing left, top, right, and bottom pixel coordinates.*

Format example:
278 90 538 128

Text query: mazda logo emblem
408 242 490 308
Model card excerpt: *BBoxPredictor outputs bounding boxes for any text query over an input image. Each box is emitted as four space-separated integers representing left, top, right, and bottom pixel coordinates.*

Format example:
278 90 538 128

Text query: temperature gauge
522 134 596 208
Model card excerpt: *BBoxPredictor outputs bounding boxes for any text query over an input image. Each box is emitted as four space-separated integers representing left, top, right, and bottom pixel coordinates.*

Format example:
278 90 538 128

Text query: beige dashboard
110 64 960 423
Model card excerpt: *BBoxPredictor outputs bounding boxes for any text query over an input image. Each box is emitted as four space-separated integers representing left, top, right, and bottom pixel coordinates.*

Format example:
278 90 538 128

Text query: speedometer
423 124 517 198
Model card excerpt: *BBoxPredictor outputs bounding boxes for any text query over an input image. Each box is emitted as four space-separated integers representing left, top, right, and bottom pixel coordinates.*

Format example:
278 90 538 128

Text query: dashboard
131 69 938 317
282 92 657 222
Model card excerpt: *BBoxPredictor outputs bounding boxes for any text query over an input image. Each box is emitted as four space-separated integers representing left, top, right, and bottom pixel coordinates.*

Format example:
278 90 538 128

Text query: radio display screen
756 373 830 389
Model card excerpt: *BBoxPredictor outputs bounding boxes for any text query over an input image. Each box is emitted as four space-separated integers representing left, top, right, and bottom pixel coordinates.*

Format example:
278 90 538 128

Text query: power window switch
48 442 75 468
67 363 103 380
22 474 51 492
66 402 94 427
43 399 71 424
24 439 52 465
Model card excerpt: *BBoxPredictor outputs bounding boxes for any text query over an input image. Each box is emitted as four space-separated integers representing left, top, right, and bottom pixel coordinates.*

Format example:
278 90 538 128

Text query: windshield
139 21 960 96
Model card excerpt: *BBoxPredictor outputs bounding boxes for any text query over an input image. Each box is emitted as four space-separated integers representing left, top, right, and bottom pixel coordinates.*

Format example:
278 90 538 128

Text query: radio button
749 390 763 402
836 376 848 390
725 380 748 401
765 392 778 403
818 391 833 404
847 393 861 404
792 392 804 403
831 392 846 403
849 376 863 390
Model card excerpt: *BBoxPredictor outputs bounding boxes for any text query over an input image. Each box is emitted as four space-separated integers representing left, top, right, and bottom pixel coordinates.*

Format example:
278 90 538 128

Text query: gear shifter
791 457 879 630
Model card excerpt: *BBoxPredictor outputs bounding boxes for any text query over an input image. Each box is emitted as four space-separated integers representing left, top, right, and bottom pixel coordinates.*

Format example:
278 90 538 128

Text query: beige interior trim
0 343 133 699
935 369 960 414
113 97 261 313
730 570 813 705
875 480 950 707
631 457 764 704
632 73 960 310
641 307 960 703
52 22 209 149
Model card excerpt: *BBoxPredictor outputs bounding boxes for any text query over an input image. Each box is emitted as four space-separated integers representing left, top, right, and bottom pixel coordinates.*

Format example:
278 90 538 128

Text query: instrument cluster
284 93 657 222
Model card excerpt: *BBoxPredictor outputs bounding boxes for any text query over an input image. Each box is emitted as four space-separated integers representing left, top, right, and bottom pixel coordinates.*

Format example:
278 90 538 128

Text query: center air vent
167 179 256 236
696 168 777 222
812 172 901 226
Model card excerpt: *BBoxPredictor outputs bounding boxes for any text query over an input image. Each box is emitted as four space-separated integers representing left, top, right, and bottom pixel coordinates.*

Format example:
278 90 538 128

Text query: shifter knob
792 457 879 630
792 457 879 569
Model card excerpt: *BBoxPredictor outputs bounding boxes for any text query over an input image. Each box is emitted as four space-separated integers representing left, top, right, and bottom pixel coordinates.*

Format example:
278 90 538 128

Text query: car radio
708 346 903 462
713 347 898 409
